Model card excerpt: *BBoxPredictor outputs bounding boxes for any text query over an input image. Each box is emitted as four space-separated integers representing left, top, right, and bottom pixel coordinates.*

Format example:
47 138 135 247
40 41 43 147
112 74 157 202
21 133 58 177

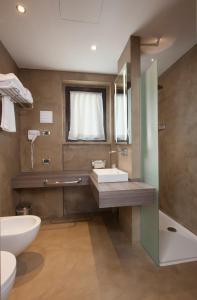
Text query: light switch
40 111 53 124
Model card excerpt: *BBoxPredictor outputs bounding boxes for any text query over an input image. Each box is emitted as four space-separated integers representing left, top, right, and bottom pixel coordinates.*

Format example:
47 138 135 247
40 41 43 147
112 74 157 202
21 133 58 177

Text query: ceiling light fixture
91 45 97 51
16 4 26 14
151 58 155 62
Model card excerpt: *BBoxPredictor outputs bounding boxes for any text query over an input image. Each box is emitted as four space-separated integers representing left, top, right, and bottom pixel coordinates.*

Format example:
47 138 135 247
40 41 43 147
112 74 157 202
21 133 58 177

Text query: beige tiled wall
0 41 20 216
63 144 111 170
18 69 115 218
19 70 115 172
116 144 134 241
116 36 141 242
116 145 132 177
159 45 197 234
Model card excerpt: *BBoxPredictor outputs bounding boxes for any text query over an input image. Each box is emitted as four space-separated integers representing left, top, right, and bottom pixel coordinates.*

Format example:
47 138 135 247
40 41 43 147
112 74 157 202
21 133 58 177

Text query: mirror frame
114 63 131 144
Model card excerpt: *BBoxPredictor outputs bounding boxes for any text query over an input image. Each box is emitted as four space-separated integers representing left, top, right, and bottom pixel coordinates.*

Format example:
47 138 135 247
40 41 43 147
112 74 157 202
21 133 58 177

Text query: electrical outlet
41 130 51 136
42 158 51 165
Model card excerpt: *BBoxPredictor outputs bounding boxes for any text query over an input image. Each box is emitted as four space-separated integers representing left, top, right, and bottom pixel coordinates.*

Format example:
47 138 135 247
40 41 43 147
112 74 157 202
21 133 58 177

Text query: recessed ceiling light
16 4 26 14
91 45 97 51
151 58 155 62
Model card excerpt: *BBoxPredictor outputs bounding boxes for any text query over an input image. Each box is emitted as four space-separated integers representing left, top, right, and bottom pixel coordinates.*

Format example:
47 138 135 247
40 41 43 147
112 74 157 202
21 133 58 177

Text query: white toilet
1 251 16 300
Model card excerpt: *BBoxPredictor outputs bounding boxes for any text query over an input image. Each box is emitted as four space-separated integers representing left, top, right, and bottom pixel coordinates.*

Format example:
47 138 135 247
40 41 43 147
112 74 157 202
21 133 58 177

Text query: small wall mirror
114 63 131 144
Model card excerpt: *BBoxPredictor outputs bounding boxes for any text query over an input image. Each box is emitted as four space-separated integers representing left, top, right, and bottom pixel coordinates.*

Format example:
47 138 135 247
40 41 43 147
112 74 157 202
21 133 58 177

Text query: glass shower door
140 61 159 265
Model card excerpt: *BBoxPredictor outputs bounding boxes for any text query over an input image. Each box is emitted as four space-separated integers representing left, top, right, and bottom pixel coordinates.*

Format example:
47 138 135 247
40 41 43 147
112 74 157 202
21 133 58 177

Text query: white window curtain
68 91 105 141
115 93 128 142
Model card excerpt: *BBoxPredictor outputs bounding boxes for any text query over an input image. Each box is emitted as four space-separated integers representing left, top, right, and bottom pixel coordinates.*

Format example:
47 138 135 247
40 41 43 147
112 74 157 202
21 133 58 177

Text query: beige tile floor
10 216 197 300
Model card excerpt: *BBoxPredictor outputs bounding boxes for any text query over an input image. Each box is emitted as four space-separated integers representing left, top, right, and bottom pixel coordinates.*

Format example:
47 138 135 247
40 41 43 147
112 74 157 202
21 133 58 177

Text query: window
65 86 106 141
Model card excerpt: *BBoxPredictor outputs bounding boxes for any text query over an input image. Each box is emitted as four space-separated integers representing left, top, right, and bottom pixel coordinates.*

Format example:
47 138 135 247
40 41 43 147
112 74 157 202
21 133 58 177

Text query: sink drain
167 226 177 232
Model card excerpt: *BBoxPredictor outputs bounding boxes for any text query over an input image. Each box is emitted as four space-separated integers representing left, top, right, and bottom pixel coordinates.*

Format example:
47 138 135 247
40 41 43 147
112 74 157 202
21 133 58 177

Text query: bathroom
0 0 197 299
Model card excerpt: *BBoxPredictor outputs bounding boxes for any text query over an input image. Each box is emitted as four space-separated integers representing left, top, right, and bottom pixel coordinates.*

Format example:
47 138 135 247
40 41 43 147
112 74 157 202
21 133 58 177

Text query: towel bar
0 84 33 109
43 178 82 186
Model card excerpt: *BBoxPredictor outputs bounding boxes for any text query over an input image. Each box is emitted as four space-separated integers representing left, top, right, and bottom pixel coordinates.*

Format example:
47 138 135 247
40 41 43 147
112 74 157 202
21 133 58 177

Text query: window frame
65 86 107 142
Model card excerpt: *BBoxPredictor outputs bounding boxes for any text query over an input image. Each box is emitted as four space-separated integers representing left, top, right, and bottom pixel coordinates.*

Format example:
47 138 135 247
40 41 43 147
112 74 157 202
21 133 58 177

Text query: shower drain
167 226 177 232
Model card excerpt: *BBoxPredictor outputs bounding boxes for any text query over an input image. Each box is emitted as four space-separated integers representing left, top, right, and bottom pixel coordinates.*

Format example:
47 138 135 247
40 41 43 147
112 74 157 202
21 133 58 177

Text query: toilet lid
1 251 16 287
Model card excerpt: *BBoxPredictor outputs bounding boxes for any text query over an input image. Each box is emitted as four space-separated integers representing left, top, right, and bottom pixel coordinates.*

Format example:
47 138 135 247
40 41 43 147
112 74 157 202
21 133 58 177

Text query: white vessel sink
92 168 128 183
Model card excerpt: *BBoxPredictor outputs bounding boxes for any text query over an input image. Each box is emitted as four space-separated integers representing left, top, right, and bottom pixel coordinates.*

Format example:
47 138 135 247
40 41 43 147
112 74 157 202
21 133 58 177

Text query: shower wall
116 36 141 242
0 41 20 216
159 45 197 235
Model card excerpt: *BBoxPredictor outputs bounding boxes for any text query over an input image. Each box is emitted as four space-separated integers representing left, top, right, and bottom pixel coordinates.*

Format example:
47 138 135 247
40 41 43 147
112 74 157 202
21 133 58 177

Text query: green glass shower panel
141 61 159 265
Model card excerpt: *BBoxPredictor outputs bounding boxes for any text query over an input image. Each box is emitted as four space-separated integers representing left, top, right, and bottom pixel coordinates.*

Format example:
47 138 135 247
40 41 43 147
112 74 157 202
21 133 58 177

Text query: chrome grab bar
43 178 82 185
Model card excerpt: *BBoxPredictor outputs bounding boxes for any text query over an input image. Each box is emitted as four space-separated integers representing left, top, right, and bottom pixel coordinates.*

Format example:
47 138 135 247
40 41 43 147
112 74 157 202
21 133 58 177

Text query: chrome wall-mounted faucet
109 148 128 156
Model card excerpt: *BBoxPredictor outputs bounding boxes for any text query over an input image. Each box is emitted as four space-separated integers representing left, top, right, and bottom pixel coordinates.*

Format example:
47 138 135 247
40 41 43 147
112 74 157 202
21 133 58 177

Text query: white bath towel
1 95 16 132
0 73 33 104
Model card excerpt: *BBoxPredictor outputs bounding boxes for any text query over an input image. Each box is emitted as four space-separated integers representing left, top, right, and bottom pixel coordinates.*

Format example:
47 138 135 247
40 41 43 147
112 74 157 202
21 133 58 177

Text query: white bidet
0 215 41 256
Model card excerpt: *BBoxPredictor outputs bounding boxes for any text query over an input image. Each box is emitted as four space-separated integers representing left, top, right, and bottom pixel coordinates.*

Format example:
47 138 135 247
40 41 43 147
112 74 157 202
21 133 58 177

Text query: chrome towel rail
43 178 82 186
0 89 33 108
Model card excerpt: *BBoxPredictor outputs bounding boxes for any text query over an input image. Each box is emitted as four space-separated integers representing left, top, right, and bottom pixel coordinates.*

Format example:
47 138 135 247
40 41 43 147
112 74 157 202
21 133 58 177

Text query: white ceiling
0 0 196 75
59 0 104 23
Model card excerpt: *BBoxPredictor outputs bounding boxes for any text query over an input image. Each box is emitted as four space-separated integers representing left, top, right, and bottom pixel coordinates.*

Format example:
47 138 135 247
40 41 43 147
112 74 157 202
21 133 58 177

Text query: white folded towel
1 95 16 132
0 73 33 104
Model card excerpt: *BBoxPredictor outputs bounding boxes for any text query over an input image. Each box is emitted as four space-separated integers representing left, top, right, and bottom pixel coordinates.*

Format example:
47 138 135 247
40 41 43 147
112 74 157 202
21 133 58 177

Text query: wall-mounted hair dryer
28 130 40 169
28 130 40 142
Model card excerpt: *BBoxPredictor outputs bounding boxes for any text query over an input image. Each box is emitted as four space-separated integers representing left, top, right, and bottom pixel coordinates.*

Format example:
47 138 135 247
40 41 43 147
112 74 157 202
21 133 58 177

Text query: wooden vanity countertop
90 175 156 208
12 170 156 208
12 170 90 189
